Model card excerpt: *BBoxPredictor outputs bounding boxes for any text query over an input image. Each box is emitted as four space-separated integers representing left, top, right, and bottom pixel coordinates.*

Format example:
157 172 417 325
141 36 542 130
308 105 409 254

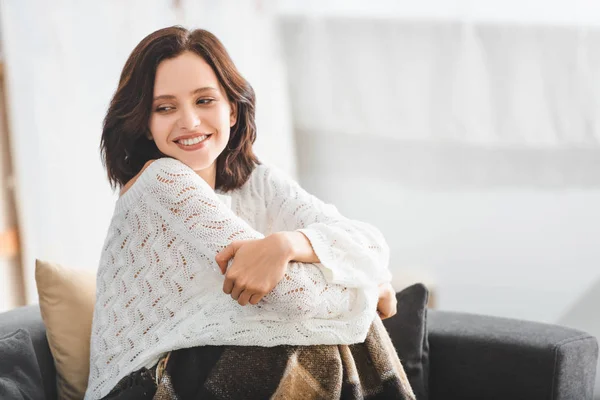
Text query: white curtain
1 0 294 303
280 17 600 148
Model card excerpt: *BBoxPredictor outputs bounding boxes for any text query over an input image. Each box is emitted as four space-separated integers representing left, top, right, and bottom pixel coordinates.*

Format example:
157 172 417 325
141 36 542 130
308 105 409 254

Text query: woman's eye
155 106 174 113
197 98 215 105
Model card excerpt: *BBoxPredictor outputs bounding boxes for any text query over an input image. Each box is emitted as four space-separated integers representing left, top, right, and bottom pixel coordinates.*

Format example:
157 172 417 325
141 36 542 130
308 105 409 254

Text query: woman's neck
194 163 217 189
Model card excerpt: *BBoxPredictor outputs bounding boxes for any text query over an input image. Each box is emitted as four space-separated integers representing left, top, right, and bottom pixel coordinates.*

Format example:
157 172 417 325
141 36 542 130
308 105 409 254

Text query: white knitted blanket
85 157 391 399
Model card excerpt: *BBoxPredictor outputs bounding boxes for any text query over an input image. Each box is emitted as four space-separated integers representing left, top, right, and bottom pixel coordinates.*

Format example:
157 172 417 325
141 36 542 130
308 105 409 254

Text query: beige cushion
35 259 96 400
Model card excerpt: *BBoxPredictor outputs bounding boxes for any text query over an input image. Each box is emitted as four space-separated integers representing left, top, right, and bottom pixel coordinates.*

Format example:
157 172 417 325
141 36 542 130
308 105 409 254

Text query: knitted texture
85 158 391 399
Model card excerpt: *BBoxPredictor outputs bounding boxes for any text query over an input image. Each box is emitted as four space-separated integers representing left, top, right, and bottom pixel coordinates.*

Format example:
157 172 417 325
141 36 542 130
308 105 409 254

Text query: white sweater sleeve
144 158 376 320
259 166 392 288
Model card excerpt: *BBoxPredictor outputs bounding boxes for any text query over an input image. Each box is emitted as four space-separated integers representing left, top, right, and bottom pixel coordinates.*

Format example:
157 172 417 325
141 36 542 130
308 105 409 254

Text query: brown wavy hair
101 26 259 192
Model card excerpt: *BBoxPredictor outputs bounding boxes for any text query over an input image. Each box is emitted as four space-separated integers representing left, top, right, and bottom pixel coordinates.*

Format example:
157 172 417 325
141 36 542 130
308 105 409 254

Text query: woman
86 26 412 400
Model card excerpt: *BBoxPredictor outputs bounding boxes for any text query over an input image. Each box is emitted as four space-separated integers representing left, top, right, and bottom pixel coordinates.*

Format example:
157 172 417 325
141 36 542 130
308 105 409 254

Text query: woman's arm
145 158 377 321
280 231 320 263
258 165 392 288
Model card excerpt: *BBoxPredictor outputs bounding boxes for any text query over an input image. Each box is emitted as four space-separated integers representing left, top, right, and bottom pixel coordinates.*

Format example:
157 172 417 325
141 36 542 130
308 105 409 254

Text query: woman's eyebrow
153 86 219 101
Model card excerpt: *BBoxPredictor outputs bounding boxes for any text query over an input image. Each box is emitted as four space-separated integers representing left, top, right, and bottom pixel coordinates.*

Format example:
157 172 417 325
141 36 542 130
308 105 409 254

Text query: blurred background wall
0 0 599 393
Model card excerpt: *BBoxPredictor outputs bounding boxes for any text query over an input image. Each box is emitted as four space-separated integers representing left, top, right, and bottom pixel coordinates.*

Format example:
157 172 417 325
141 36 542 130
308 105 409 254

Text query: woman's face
149 51 236 184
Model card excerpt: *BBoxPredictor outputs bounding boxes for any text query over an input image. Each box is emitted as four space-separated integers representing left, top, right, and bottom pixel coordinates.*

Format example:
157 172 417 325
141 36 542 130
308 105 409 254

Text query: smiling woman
101 27 258 193
148 54 236 188
91 26 412 400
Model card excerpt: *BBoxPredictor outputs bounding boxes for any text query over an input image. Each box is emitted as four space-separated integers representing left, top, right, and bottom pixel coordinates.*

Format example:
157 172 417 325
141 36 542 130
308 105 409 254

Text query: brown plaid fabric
103 317 415 400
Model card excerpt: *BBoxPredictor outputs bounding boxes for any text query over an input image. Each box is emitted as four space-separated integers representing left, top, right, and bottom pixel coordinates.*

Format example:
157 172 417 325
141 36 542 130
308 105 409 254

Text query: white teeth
179 135 208 146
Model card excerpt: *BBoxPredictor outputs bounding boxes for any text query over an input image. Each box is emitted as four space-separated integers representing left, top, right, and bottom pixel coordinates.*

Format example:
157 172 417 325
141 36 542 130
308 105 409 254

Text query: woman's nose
178 107 201 130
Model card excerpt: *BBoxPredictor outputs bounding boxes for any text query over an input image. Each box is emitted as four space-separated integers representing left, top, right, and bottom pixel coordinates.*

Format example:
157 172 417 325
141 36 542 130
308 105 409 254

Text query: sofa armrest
428 310 598 400
0 305 57 400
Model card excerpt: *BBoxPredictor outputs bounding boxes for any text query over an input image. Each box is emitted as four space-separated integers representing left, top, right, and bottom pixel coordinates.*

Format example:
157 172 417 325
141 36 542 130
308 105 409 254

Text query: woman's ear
229 103 237 127
146 130 153 140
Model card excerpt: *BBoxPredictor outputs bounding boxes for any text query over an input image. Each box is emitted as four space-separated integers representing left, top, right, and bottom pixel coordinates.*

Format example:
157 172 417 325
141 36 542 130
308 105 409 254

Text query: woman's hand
215 233 293 306
377 282 397 320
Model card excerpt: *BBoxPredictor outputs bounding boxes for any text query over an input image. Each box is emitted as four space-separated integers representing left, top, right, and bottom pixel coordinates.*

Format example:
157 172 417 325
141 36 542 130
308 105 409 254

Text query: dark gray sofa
0 304 598 400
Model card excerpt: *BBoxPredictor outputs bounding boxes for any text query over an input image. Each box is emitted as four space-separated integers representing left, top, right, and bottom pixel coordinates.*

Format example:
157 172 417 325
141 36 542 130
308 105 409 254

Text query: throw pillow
0 329 45 399
382 283 430 400
35 259 96 400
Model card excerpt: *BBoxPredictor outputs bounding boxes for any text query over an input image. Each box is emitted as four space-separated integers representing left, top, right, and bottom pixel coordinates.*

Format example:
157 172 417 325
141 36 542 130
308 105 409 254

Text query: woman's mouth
174 134 212 151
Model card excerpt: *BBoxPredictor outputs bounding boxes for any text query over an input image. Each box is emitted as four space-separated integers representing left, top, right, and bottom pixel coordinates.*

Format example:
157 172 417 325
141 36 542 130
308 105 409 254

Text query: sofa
0 302 598 400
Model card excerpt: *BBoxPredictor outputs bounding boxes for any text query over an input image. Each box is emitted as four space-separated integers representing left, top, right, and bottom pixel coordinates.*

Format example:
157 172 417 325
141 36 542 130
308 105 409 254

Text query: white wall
277 0 600 26
295 132 600 323
314 179 600 323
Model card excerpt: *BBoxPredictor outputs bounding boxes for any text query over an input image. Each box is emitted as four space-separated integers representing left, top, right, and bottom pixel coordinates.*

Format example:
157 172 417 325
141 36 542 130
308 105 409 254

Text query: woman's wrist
272 231 320 264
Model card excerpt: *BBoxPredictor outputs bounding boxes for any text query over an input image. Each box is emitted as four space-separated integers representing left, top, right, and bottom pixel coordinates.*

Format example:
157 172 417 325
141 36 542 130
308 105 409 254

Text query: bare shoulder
119 160 156 197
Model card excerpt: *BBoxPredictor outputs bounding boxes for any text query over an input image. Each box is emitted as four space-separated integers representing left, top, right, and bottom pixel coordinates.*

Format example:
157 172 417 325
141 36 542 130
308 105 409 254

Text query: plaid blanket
104 317 415 400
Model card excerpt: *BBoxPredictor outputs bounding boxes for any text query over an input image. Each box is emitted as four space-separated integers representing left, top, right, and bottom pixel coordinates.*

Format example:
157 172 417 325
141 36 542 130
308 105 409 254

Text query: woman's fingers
377 294 397 320
215 248 231 274
222 276 249 303
230 283 245 301
223 278 265 306
223 276 234 295
237 290 253 306
215 241 242 274
376 282 398 320
248 293 262 305
219 237 286 304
